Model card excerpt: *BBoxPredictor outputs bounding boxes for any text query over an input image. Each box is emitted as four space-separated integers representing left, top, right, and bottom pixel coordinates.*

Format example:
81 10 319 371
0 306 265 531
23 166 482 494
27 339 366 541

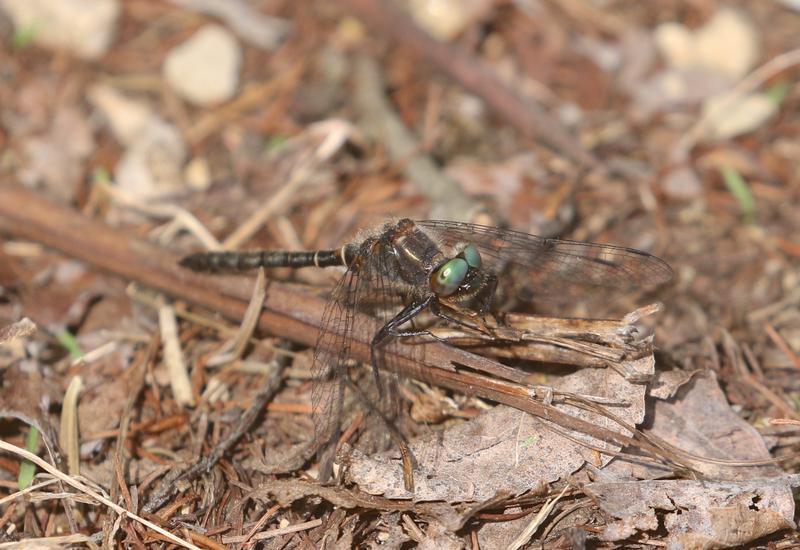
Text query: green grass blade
18 426 39 490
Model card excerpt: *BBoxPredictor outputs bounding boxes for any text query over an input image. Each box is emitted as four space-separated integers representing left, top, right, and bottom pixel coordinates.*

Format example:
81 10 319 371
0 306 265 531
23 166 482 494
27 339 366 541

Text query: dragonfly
179 219 673 491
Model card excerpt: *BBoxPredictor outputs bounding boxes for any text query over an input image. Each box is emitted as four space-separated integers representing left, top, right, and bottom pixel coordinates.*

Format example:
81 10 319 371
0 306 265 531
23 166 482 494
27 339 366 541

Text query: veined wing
350 239 416 436
418 220 673 290
310 267 356 480
310 241 410 480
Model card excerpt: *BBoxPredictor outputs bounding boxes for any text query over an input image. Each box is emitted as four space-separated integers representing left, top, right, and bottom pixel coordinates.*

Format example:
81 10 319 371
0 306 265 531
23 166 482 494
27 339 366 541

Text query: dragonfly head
430 244 496 314
430 244 481 296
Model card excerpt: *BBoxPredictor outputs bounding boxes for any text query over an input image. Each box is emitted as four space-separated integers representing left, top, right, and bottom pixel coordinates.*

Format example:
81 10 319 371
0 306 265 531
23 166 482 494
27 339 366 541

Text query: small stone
694 9 759 80
408 0 491 40
654 8 759 80
558 102 583 127
184 157 211 191
0 0 119 59
654 23 694 71
163 24 241 106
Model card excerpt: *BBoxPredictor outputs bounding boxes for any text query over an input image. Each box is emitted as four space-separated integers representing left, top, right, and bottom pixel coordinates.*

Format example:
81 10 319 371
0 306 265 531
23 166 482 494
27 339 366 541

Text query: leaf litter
0 1 799 548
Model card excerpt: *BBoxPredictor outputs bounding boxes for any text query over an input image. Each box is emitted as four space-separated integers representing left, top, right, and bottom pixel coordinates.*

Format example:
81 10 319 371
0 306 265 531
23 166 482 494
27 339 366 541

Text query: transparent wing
310 268 356 470
310 243 413 478
417 220 673 290
348 243 413 443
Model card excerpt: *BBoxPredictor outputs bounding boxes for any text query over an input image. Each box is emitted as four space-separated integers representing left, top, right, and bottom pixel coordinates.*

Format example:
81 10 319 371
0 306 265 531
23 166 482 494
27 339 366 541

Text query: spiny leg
370 294 437 398
366 294 441 492
429 300 498 339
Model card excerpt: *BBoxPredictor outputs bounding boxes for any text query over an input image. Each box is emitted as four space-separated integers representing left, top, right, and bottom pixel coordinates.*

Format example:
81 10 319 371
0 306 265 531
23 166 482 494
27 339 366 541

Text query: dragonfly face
430 244 498 317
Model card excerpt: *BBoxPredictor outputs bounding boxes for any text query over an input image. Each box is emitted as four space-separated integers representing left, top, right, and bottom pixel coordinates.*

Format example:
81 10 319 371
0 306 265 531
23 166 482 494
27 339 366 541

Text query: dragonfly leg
364 293 450 493
370 294 435 396
374 296 437 338
429 300 498 339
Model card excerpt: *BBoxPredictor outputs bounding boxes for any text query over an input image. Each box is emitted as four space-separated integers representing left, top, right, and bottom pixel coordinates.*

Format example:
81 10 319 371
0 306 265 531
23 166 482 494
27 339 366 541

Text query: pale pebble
163 24 242 106
0 0 119 59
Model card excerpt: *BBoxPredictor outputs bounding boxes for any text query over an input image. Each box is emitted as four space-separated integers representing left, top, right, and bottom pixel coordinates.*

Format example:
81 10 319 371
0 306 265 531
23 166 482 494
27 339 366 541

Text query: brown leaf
585 477 797 547
588 370 796 546
347 364 647 502
0 362 62 456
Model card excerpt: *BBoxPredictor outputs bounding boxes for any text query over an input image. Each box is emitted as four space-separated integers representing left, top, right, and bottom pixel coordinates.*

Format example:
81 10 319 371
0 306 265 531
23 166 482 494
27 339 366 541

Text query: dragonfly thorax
384 219 447 288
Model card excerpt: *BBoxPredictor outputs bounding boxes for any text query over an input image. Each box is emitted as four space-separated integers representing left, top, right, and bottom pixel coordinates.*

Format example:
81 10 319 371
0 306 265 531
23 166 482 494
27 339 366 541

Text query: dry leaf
585 477 797 547
346 364 647 501
701 92 777 141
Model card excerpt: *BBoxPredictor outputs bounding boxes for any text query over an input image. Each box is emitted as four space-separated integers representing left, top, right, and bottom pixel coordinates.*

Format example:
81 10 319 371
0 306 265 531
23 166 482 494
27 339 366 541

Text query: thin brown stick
764 322 800 370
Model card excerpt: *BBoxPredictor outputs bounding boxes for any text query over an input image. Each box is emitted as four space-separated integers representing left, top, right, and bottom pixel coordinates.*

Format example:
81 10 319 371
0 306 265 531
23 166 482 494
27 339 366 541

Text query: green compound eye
431 258 468 296
462 244 482 268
